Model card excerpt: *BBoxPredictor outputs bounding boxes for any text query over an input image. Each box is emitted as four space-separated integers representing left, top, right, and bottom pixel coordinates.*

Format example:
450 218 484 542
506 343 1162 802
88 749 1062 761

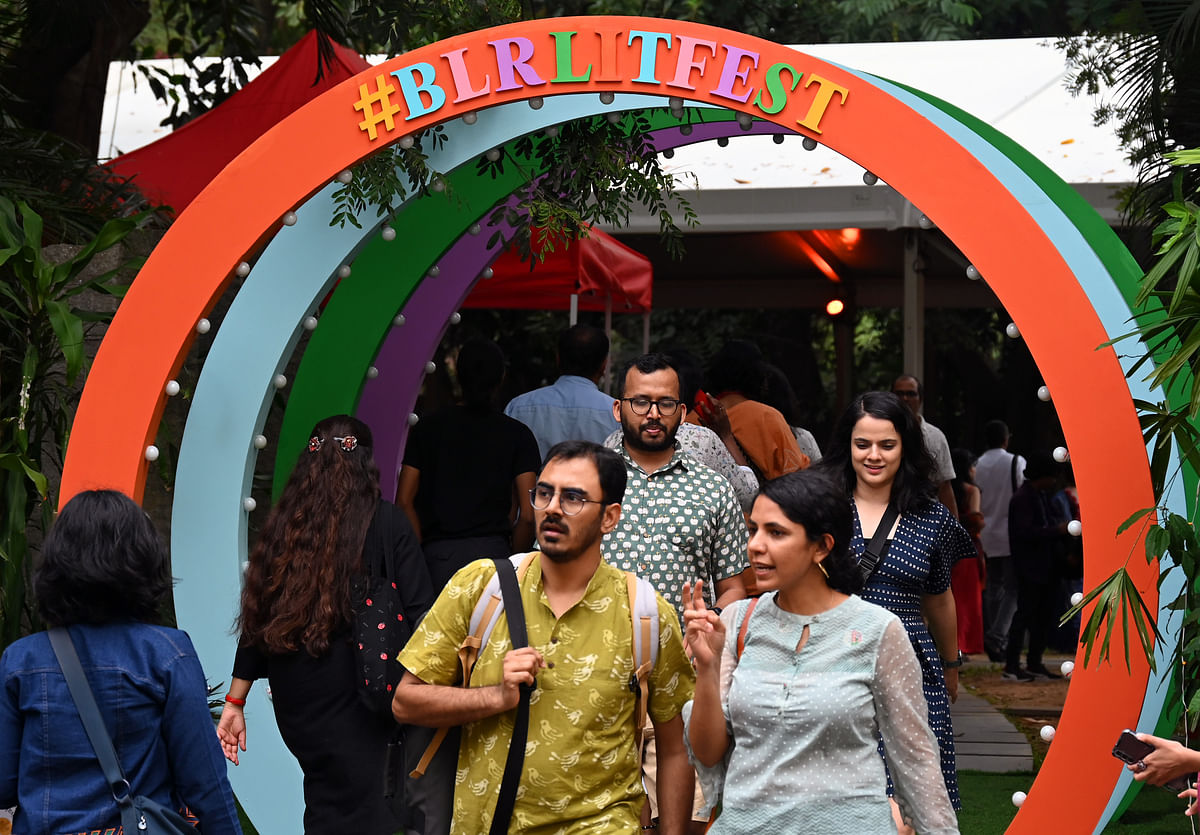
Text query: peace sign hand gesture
682 579 726 675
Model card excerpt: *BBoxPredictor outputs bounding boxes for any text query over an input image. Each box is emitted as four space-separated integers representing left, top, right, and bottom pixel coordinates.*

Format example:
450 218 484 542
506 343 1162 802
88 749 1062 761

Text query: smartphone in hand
1112 730 1193 793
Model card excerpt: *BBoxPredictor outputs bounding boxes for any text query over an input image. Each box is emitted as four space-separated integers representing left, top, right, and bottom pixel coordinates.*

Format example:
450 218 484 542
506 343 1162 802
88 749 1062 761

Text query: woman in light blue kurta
682 471 958 834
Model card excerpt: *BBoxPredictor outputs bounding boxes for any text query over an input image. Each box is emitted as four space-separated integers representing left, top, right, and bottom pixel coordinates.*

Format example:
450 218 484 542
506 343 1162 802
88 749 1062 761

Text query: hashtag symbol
354 74 402 141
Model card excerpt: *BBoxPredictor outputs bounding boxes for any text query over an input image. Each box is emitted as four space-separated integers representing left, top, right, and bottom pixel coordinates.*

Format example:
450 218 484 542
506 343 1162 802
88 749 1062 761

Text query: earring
817 561 829 579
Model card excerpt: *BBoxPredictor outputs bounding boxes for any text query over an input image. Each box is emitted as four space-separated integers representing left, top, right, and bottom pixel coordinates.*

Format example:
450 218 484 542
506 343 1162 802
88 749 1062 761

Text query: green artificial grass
957 770 1193 833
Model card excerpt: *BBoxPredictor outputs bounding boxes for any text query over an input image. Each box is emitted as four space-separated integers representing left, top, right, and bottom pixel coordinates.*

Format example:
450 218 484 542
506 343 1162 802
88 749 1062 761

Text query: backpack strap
410 552 538 779
625 572 659 763
490 555 532 834
736 597 760 659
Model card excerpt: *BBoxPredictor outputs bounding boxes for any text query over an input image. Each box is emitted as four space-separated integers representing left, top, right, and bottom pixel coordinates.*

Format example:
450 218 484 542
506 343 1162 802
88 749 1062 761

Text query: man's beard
537 513 603 563
620 412 677 453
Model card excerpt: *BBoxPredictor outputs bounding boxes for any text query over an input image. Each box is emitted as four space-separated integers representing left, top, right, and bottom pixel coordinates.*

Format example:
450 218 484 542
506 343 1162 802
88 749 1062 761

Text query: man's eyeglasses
621 397 682 416
529 486 606 516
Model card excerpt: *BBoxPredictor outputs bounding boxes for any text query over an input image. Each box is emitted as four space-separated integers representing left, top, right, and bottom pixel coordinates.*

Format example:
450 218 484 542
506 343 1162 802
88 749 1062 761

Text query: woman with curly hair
816 391 973 814
217 415 433 833
0 490 241 833
682 471 957 833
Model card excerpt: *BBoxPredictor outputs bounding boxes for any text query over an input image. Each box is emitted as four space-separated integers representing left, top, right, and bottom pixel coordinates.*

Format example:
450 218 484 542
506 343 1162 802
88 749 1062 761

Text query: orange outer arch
61 17 1153 831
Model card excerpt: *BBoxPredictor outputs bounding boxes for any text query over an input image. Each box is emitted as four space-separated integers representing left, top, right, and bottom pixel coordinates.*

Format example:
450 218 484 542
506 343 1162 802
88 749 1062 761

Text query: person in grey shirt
975 419 1026 661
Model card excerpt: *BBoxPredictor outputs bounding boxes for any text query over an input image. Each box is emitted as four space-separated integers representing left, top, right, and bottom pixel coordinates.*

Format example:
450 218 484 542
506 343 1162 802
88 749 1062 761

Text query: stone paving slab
951 691 1034 773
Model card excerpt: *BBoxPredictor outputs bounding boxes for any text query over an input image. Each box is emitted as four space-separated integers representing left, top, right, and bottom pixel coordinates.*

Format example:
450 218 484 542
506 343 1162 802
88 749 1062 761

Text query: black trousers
1005 575 1056 670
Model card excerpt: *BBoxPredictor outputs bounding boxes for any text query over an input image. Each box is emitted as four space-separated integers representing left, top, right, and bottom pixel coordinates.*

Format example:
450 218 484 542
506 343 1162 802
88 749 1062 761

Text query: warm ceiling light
840 228 861 246
826 299 845 316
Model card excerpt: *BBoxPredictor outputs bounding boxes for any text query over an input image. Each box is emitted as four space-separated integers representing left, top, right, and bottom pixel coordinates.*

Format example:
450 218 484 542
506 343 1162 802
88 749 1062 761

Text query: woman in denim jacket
0 489 241 834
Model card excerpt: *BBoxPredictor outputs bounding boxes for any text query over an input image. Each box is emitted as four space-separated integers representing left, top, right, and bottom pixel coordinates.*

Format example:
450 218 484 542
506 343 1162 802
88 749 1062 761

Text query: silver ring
1136 760 1147 772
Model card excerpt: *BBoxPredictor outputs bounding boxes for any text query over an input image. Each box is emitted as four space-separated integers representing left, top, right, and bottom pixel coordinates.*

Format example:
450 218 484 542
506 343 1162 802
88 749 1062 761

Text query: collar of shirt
554 374 601 390
617 438 689 477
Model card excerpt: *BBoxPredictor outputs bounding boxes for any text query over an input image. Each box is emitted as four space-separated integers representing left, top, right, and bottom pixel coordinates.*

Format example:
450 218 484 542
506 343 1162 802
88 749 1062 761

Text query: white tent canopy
621 37 1132 234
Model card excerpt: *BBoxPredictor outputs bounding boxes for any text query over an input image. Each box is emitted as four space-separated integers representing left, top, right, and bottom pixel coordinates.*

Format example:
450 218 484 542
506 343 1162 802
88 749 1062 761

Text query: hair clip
333 435 358 452
307 436 324 453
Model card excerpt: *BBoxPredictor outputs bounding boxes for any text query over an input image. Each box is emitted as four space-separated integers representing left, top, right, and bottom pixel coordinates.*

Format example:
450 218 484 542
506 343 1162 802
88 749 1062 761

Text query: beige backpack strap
409 576 507 778
626 572 654 766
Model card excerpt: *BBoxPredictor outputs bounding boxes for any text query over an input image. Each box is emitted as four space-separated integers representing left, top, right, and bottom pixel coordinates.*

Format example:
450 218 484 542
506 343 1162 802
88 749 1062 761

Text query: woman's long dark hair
237 415 380 655
817 391 936 514
759 471 862 595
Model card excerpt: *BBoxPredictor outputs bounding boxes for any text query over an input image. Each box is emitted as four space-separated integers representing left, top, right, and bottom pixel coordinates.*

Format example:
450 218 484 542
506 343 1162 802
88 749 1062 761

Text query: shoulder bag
48 627 196 835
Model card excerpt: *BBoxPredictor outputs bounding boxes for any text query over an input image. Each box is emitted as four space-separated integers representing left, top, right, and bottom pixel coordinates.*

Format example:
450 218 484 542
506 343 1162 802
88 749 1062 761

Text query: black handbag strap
366 501 397 582
1010 453 1020 493
48 627 133 804
490 556 531 835
859 501 900 582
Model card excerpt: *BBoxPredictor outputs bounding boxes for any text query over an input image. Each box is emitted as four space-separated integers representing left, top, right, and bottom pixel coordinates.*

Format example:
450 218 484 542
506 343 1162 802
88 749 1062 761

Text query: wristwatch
942 652 964 669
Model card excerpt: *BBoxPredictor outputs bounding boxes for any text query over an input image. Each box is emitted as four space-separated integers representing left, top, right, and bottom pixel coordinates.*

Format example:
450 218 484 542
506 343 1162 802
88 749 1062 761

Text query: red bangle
224 695 246 706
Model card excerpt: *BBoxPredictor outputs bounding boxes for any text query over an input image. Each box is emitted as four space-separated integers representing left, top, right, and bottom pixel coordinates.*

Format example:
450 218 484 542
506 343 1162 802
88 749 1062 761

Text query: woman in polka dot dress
818 391 975 813
682 471 958 833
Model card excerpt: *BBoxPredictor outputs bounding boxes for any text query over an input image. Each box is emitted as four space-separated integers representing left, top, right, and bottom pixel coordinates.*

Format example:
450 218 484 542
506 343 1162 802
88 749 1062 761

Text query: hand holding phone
1113 730 1195 793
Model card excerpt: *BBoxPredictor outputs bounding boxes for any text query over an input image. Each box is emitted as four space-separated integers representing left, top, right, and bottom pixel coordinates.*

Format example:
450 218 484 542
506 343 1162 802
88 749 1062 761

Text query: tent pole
569 294 579 326
602 295 614 392
902 230 925 378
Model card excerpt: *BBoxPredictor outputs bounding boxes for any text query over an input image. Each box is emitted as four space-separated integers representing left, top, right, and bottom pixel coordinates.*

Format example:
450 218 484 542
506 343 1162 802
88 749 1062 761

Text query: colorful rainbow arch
60 19 1175 832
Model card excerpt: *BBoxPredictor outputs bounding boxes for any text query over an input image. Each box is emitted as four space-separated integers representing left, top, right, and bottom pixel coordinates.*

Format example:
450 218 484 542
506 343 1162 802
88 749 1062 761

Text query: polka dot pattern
851 499 975 810
684 594 958 834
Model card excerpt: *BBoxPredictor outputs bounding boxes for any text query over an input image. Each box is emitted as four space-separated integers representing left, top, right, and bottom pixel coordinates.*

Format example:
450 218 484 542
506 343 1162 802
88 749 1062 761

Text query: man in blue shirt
504 324 616 458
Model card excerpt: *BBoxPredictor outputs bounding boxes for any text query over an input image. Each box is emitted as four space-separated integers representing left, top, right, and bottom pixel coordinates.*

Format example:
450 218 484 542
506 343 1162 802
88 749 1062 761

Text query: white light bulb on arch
1011 792 1026 808
407 413 419 427
302 316 318 331
965 264 981 281
449 312 462 325
336 169 353 184
144 445 159 462
165 380 180 397
273 374 287 389
366 366 379 379
1067 520 1082 537
1040 725 1056 742
393 314 406 327
282 211 298 226
196 318 211 334
1006 322 1021 339
253 434 268 450
1053 447 1069 463
425 361 437 374
235 261 250 278
243 497 257 513
381 225 396 242
337 265 352 279
1037 385 1051 402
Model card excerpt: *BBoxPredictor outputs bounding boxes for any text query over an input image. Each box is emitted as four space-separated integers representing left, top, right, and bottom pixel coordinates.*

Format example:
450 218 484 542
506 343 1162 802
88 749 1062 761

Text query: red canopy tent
107 31 370 214
105 34 652 331
464 227 652 315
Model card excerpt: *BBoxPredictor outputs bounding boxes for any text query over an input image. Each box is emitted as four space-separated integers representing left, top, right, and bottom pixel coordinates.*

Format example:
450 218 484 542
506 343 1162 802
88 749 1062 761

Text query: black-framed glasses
529 486 605 516
621 396 682 416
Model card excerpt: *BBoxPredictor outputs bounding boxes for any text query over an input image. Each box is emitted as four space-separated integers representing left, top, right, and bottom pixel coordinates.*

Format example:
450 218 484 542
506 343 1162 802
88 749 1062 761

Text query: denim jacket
0 621 241 834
